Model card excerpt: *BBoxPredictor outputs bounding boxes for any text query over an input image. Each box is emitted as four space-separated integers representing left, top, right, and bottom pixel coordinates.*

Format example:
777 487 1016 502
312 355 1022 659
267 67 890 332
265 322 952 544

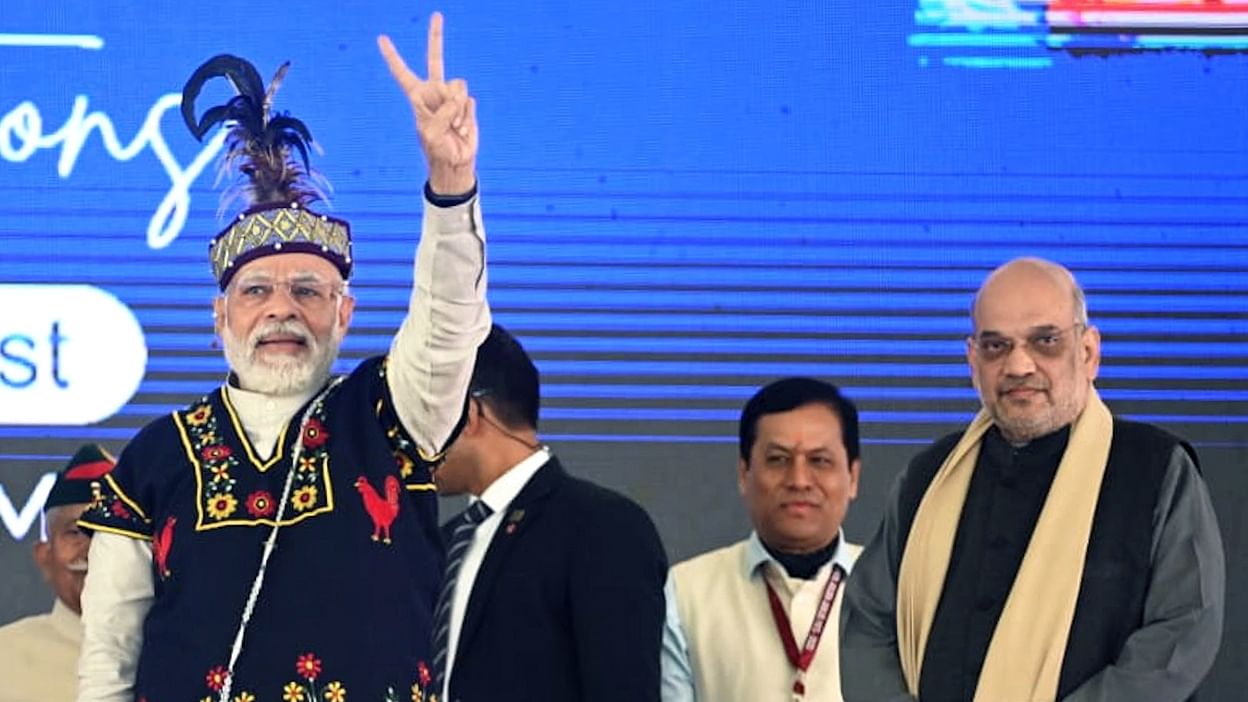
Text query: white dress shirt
77 194 490 702
441 446 550 702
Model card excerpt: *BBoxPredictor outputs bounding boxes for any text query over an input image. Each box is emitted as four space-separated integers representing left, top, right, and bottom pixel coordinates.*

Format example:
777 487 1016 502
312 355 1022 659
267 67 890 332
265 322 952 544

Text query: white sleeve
388 193 491 458
77 533 154 702
661 574 698 702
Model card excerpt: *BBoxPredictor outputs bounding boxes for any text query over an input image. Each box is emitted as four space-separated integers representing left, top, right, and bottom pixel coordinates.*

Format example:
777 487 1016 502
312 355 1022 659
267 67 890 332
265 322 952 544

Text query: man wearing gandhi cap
0 444 115 702
76 12 491 702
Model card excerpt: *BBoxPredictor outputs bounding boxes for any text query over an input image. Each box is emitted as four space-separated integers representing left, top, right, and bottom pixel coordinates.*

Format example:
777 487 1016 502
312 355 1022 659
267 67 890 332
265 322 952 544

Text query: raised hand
378 12 478 195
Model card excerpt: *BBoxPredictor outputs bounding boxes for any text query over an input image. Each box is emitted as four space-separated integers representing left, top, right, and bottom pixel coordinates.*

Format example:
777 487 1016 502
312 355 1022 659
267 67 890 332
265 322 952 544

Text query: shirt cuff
425 181 478 208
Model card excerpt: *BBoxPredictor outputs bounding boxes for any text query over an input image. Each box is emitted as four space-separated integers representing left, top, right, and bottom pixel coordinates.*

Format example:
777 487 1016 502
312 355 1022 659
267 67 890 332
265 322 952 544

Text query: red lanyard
764 563 845 699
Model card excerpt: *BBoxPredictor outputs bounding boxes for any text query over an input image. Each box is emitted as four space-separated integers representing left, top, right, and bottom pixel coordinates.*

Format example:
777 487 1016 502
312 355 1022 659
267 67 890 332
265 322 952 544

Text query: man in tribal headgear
76 12 489 702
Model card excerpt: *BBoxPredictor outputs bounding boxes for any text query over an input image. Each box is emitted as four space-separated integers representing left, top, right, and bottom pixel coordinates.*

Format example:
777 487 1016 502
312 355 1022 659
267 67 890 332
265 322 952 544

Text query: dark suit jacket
444 456 668 702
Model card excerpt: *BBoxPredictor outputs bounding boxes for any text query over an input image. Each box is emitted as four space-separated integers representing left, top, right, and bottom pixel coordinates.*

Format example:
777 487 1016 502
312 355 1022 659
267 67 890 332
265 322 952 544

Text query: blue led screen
1 1 1245 694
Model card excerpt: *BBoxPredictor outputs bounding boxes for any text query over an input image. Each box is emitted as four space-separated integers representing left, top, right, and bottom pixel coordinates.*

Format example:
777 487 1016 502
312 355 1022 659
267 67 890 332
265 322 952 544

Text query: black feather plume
180 54 327 210
181 55 265 140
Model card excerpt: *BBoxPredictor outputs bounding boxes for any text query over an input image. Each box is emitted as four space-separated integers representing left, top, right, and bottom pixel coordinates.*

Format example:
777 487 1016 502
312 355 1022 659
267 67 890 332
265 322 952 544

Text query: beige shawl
896 388 1112 701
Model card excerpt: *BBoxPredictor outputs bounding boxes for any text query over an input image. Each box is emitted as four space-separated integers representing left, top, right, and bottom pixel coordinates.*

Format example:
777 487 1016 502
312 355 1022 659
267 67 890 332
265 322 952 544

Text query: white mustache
252 320 312 347
66 561 89 573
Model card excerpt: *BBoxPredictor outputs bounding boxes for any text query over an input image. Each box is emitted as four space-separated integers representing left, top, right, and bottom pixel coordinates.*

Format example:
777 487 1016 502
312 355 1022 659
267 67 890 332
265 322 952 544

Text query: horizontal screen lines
7 214 1248 240
7 167 1247 196
8 221 1248 248
131 379 1248 404
93 403 1248 426
126 310 1248 336
136 332 1248 360
48 285 1248 313
7 264 1248 294
0 429 1240 449
9 226 1248 249
135 355 1248 380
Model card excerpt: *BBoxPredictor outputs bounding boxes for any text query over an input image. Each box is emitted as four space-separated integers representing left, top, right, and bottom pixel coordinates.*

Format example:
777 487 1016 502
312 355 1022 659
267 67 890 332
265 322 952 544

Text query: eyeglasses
968 323 1085 363
226 278 344 311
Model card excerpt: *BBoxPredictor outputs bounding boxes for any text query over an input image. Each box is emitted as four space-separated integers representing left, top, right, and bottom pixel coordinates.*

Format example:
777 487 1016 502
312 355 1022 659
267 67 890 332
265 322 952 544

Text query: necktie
430 499 494 693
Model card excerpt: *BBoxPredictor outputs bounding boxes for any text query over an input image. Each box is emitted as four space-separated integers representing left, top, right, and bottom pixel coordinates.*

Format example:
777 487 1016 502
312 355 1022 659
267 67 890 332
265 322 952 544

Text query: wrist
428 166 476 197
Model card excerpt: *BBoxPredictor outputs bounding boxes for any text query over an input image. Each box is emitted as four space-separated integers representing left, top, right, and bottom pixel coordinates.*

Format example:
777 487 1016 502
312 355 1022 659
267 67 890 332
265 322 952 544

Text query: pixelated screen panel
1 1 1245 541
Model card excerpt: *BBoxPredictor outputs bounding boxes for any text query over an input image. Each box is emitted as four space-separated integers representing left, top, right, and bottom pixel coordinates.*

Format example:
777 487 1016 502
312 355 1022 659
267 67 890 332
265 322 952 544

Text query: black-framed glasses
968 323 1085 363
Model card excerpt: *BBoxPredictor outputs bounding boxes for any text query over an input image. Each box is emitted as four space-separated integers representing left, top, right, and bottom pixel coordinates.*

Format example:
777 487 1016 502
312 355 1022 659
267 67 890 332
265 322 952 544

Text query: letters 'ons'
0 93 226 249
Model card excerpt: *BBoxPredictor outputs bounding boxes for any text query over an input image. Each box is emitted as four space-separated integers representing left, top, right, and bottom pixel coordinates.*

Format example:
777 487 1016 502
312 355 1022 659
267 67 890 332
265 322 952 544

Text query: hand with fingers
378 11 478 196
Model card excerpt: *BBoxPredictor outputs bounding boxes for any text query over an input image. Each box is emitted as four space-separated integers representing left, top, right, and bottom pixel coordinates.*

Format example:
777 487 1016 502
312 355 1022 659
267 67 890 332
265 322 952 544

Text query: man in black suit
426 323 668 702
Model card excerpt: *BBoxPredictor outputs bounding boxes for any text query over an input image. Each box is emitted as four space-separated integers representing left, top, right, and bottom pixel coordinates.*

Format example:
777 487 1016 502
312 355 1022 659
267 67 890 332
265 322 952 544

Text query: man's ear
212 296 225 338
737 457 749 497
336 293 356 333
1082 325 1102 381
462 397 485 436
33 539 52 583
847 458 862 500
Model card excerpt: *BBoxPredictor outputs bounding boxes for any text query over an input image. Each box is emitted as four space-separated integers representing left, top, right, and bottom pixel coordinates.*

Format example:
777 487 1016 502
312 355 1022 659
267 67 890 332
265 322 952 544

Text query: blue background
1 1 1245 696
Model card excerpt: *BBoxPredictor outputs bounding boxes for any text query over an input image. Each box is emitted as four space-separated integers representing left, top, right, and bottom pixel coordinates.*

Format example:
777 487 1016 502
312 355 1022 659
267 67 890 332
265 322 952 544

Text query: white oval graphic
0 284 147 424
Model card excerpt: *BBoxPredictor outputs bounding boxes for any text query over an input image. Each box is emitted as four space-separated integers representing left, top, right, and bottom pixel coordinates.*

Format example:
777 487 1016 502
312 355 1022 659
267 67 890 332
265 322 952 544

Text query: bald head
972 257 1087 334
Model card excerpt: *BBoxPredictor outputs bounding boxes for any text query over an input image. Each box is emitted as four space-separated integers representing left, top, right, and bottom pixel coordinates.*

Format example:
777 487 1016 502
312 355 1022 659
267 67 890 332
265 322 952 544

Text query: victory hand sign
378 12 478 195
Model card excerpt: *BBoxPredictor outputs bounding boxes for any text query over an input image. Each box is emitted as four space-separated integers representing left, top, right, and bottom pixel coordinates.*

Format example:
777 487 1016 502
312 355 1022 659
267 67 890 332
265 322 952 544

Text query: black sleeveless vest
898 418 1192 700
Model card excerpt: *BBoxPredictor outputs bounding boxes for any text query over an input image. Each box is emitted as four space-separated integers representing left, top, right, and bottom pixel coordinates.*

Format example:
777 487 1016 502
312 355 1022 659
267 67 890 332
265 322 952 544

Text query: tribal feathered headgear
181 55 352 290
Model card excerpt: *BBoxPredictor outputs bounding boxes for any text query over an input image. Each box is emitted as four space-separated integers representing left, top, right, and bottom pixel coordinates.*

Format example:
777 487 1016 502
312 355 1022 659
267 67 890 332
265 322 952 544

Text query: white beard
222 318 342 396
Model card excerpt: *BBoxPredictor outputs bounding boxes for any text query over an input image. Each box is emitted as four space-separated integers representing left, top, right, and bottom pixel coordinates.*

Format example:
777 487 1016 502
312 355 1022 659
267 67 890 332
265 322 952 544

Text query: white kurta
0 599 82 702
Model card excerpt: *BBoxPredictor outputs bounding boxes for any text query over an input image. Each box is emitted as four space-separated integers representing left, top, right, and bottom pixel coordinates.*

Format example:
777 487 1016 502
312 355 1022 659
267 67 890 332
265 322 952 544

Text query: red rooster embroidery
152 516 176 578
354 475 400 544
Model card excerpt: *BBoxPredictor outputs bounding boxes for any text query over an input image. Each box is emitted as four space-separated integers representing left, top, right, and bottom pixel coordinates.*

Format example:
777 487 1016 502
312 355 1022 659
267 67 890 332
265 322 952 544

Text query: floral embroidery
323 681 346 702
409 654 439 699
78 475 151 539
410 661 436 702
201 663 257 702
201 655 431 702
376 360 438 492
277 651 332 702
201 444 233 462
246 490 276 518
301 418 330 449
394 452 415 479
296 653 323 681
292 485 319 512
187 405 213 426
206 666 228 691
111 500 132 520
176 392 335 531
206 493 239 520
